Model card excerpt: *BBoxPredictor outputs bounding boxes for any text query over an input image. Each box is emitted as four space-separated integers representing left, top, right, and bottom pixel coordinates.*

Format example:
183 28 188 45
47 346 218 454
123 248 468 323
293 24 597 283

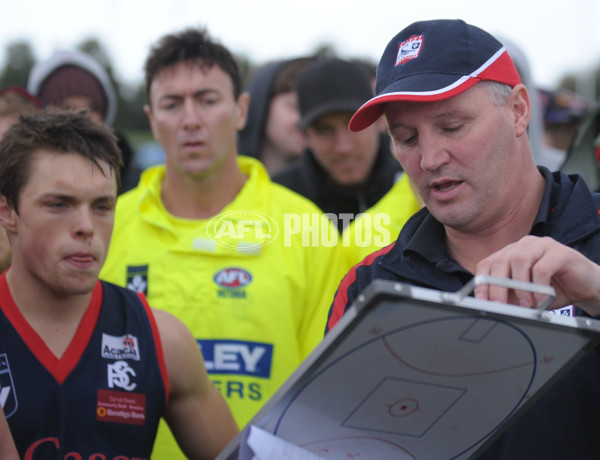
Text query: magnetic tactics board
216 278 600 460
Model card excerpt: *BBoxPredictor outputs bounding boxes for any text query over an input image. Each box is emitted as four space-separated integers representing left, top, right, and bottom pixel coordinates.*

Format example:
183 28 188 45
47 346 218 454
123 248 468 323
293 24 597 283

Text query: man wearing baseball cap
327 19 600 457
273 57 406 234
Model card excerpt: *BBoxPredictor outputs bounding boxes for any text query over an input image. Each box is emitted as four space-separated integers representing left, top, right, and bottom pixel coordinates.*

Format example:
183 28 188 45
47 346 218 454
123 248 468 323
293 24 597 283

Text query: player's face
305 112 381 186
386 84 525 233
5 150 117 296
145 61 249 180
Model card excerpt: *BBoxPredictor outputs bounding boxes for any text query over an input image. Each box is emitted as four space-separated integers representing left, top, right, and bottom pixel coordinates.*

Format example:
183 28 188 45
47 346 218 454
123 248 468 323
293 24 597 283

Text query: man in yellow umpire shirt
100 28 346 458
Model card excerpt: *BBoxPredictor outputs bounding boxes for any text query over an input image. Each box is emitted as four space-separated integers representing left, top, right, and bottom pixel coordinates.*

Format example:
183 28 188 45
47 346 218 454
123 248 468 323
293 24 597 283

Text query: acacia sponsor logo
101 333 140 361
207 210 279 249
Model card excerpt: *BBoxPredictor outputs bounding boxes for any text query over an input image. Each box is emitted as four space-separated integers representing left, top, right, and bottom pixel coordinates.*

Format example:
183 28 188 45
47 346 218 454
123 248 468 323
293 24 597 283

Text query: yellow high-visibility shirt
100 156 347 459
342 173 423 266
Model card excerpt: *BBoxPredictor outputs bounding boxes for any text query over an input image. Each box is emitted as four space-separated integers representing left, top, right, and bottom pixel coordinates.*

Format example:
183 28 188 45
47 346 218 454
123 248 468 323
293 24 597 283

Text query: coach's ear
0 196 17 234
511 83 531 138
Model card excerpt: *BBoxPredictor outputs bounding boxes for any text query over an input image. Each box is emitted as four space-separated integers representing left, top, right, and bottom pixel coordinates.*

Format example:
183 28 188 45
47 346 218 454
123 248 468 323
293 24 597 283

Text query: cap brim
300 99 367 130
349 74 479 132
349 49 520 132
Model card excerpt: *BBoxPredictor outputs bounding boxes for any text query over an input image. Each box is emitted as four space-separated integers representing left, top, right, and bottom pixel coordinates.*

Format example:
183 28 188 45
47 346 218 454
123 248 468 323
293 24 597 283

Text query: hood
237 60 286 158
27 49 117 127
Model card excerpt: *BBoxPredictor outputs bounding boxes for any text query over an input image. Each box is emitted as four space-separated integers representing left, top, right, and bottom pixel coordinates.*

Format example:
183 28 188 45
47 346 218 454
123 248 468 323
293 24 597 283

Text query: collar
529 167 560 236
392 167 600 273
133 155 272 230
127 156 274 256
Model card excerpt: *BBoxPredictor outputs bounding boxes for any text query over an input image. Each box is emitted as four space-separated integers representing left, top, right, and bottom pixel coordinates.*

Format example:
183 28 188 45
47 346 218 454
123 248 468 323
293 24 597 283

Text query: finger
508 250 548 308
530 255 555 308
474 258 493 301
486 260 512 305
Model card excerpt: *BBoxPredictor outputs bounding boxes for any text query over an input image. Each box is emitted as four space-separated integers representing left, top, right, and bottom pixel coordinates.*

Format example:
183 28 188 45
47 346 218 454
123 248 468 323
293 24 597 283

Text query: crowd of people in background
1 30 596 197
1 18 600 459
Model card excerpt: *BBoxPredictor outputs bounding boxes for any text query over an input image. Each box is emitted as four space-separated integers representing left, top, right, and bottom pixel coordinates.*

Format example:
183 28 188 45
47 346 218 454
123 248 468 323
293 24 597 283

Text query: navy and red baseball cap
349 19 522 132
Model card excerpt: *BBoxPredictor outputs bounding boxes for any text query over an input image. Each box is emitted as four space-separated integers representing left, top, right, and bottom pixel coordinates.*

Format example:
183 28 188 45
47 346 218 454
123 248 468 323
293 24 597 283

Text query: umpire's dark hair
144 27 242 101
0 109 122 213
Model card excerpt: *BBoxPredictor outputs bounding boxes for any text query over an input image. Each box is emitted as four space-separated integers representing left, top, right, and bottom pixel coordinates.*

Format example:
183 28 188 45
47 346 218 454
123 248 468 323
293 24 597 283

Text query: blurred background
2 0 599 181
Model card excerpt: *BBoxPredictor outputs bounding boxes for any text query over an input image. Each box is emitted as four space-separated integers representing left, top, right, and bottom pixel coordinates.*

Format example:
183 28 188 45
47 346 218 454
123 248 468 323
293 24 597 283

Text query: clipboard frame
217 278 600 459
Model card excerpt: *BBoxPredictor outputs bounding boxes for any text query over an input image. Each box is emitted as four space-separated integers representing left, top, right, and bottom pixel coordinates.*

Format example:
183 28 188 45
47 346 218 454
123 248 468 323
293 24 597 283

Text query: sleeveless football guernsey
0 275 168 459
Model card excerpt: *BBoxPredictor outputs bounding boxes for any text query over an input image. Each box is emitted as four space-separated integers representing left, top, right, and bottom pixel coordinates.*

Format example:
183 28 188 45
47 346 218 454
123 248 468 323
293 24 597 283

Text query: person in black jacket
273 58 402 233
327 19 600 459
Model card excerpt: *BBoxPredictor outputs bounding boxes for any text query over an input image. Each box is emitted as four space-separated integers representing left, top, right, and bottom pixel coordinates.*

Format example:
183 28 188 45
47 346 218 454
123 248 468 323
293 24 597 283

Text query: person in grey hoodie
26 49 137 192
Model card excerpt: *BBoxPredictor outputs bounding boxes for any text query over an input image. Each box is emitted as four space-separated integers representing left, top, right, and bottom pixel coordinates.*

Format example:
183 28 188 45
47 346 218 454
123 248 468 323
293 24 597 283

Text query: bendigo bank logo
207 210 279 250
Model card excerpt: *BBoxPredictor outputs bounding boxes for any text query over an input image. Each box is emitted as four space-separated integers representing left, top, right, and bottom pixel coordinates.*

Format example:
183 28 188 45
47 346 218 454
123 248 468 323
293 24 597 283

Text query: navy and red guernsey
0 274 169 459
325 168 600 458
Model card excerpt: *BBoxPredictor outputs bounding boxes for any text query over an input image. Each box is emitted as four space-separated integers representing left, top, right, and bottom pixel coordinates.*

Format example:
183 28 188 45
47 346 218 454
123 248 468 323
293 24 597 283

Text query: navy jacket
327 168 600 458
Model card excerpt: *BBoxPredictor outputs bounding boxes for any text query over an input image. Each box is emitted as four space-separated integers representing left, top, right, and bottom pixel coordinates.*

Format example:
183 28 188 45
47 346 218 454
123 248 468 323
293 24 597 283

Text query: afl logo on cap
214 268 253 288
396 34 423 66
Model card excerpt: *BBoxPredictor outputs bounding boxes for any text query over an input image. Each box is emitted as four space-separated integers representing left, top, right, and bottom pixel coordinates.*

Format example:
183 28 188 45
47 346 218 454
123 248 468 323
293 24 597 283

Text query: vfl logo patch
0 354 17 417
396 34 424 66
197 339 273 378
101 333 140 361
107 360 137 391
545 304 575 317
214 268 252 288
126 265 148 295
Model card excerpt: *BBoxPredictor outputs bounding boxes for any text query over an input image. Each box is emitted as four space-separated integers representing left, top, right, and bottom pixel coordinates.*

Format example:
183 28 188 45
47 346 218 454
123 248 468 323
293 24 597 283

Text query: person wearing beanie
326 19 600 458
273 57 412 234
0 86 42 138
27 50 117 126
27 50 136 192
238 56 314 176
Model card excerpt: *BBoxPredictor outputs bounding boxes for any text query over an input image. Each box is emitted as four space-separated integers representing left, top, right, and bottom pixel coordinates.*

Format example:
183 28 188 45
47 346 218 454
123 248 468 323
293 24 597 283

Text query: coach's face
386 83 531 233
